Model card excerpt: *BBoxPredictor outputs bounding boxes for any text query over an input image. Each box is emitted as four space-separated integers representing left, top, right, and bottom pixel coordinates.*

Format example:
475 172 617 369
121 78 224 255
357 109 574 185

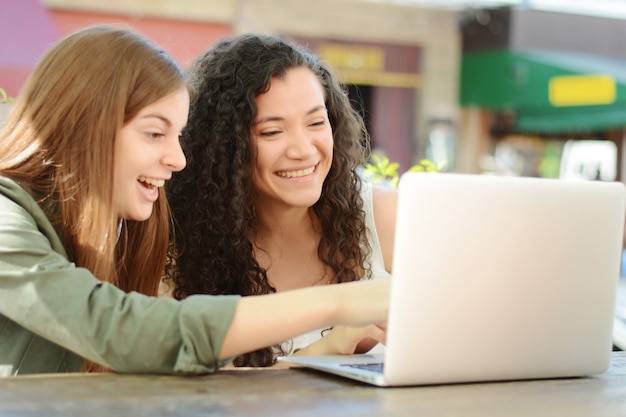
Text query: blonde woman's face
252 67 333 211
113 87 189 221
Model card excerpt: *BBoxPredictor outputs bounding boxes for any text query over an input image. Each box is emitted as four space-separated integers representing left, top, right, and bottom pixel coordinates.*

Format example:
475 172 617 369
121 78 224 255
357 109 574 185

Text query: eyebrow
140 114 173 127
256 105 326 124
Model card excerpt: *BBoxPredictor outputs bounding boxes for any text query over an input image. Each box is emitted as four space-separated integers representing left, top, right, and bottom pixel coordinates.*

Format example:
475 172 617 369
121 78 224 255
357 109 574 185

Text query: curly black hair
166 33 372 367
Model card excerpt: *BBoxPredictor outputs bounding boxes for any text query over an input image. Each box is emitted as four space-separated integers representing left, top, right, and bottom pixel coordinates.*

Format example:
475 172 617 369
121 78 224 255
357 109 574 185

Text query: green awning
460 49 626 133
516 106 626 133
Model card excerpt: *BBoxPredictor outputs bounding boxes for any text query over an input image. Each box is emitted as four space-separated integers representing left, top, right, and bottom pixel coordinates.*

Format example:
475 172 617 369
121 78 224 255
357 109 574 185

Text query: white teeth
138 176 165 187
276 166 315 178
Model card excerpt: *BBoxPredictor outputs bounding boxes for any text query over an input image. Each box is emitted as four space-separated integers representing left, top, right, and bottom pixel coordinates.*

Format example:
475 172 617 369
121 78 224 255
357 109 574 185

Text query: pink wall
0 0 60 97
1 4 233 97
50 10 233 69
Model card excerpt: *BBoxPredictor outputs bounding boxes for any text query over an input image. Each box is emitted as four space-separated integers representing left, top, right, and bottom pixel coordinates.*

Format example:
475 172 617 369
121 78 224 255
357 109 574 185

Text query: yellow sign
318 43 420 88
333 69 421 88
549 74 616 107
318 44 385 71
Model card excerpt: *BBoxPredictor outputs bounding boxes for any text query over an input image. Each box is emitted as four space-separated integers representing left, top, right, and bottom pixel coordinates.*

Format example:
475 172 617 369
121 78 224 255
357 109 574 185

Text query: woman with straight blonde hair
0 25 389 376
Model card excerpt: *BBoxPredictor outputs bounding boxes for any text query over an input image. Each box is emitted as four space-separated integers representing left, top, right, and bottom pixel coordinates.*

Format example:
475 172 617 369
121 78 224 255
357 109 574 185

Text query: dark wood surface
2 352 626 417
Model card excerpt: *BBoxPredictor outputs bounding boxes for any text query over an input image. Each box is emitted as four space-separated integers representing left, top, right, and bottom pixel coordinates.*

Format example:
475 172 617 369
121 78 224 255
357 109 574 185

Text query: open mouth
276 163 318 179
138 175 165 191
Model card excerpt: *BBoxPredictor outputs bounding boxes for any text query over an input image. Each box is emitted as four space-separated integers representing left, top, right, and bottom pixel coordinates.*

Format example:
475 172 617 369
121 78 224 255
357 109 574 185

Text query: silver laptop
279 172 626 386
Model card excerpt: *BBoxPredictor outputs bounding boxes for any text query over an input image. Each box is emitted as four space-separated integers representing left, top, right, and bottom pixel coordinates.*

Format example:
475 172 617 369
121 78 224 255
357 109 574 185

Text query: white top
280 182 390 356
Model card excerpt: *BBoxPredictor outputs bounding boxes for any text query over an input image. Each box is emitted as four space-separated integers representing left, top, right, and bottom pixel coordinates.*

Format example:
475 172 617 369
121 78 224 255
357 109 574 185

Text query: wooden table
2 352 626 417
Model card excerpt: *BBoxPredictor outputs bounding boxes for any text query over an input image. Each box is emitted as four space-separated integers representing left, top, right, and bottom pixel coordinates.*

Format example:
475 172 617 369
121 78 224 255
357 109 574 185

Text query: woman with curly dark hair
165 33 398 367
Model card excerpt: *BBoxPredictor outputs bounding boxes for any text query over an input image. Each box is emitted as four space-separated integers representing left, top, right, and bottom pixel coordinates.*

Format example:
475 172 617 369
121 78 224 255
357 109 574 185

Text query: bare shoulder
371 185 398 236
370 185 398 272
371 185 398 215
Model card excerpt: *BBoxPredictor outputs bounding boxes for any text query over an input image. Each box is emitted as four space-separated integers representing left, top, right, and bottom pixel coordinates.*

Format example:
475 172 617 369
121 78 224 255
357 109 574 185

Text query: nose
285 128 317 160
163 136 187 172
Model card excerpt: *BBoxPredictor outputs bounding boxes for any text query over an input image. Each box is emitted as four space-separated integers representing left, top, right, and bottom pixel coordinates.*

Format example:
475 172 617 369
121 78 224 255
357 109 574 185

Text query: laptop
279 172 626 386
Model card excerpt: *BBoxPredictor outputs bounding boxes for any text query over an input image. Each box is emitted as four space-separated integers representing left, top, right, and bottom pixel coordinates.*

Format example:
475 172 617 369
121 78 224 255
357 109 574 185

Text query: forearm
220 285 338 359
219 278 390 360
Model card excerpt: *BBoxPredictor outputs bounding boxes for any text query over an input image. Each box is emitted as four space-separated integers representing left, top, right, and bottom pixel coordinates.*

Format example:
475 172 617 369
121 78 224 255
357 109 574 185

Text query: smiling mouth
276 164 318 179
138 176 165 190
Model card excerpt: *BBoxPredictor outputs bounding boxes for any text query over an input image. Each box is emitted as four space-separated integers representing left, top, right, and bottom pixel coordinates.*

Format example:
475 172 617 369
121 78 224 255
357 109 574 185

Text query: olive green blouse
0 176 239 376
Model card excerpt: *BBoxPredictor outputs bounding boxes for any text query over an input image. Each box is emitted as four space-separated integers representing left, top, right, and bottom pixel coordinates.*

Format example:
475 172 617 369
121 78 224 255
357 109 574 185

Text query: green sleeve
0 177 240 375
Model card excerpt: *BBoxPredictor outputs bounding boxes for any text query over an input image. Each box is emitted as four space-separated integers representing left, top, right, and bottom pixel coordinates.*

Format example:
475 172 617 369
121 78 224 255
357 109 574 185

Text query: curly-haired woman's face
252 67 333 210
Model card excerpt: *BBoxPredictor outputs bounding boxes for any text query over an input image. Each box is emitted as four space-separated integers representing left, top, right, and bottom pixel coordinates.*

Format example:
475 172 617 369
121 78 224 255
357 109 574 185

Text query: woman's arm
220 277 389 359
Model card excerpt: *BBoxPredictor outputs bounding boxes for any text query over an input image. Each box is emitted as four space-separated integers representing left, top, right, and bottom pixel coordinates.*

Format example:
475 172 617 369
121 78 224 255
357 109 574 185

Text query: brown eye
147 132 165 140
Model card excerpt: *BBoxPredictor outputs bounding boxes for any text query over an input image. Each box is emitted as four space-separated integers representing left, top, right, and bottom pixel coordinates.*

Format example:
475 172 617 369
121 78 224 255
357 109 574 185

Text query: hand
335 277 390 327
294 323 386 356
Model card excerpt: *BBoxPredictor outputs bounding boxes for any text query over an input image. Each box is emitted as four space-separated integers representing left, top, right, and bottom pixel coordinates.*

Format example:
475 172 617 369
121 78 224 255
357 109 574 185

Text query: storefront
460 48 626 180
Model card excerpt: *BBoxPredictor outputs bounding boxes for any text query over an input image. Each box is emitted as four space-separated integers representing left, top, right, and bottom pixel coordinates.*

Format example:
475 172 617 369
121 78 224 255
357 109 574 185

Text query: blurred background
3 0 626 181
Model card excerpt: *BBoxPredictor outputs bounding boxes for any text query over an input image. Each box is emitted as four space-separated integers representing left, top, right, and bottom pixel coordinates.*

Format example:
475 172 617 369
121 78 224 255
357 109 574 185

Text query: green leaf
0 87 14 103
364 155 445 189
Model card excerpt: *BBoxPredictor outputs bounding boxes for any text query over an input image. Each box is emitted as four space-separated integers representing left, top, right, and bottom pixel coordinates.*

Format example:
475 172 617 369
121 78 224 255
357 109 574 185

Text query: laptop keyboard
341 362 385 373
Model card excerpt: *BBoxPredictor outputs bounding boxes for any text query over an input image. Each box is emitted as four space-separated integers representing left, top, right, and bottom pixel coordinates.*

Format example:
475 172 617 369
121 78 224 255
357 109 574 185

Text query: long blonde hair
0 25 186 369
